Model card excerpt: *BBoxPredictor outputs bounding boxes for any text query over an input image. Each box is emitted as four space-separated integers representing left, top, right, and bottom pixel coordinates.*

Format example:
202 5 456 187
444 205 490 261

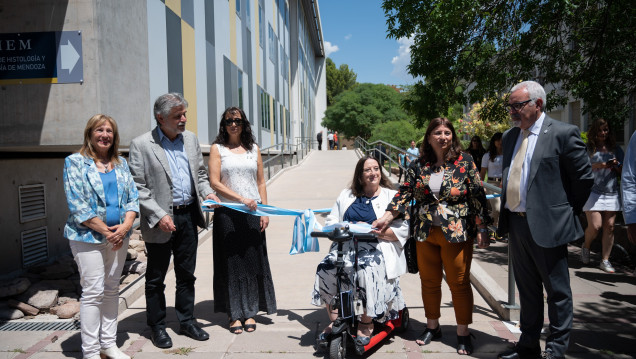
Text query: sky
318 0 418 86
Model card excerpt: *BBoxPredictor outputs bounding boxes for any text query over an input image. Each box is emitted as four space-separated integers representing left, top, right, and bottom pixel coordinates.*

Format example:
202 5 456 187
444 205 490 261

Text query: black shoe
416 326 442 346
541 350 564 359
150 328 173 349
179 323 210 341
456 333 475 355
498 344 541 359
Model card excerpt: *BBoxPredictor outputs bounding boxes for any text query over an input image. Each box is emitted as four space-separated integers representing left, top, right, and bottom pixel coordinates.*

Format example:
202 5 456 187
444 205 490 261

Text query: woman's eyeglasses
224 118 243 126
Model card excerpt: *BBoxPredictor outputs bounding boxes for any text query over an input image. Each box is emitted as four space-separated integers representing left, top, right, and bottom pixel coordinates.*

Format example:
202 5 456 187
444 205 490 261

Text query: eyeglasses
504 99 533 112
224 118 243 126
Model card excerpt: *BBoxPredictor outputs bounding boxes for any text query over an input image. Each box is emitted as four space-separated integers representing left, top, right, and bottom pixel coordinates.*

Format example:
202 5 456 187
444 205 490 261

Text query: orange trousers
416 226 474 325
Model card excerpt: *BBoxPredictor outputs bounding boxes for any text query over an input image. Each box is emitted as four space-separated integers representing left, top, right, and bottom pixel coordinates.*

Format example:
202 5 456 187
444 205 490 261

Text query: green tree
326 57 358 107
383 0 636 129
369 120 420 149
322 83 411 139
458 94 511 140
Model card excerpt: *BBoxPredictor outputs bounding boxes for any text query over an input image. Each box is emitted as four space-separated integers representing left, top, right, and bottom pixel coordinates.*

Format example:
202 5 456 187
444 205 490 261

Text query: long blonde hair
79 114 121 164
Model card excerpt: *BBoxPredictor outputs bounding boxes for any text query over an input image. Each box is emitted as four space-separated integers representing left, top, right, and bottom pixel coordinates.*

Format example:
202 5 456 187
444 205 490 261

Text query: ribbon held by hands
202 200 331 254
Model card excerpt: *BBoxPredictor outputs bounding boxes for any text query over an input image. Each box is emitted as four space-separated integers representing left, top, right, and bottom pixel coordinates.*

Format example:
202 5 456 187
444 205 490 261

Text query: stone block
7 298 39 316
0 301 24 320
50 301 80 319
0 277 31 298
126 249 138 261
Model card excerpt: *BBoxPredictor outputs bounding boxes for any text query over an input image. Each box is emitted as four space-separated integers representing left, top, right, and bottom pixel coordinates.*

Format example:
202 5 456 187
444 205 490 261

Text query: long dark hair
350 156 392 197
487 132 503 162
213 107 256 150
587 118 616 153
420 117 463 164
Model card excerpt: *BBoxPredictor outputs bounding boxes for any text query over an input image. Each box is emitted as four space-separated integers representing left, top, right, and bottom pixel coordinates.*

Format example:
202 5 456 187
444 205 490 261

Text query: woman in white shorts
581 118 624 273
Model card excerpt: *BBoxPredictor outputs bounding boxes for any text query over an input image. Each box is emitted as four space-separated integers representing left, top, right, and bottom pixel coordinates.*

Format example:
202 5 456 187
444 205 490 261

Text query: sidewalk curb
470 260 519 321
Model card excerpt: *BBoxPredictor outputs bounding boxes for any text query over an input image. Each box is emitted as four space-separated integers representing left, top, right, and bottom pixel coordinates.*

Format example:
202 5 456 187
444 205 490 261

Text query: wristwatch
478 228 488 233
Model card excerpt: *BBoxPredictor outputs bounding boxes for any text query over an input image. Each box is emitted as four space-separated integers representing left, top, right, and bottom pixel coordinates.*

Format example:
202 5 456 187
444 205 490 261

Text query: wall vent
19 184 47 223
21 227 48 267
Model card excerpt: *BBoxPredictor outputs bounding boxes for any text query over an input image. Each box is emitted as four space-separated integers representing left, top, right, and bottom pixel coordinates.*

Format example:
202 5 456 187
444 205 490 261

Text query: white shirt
505 112 545 212
481 152 503 178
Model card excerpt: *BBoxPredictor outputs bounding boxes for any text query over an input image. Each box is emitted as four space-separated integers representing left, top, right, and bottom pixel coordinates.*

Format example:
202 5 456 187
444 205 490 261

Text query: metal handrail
353 136 515 309
260 137 314 180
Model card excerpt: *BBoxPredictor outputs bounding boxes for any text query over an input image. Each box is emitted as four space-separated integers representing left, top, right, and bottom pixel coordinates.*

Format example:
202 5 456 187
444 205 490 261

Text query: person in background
317 131 323 151
406 140 419 165
63 114 139 359
480 132 504 242
209 107 277 334
313 156 408 347
467 135 486 170
397 150 407 183
373 117 491 356
129 93 218 348
328 131 335 150
334 131 339 150
580 118 624 273
497 81 592 359
622 131 636 246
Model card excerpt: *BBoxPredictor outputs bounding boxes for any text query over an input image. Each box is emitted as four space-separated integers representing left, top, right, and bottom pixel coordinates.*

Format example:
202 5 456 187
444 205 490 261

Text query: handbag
404 204 419 274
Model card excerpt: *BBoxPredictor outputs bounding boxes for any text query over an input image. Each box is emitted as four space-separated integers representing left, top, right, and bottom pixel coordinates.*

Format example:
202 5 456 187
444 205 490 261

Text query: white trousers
70 239 128 358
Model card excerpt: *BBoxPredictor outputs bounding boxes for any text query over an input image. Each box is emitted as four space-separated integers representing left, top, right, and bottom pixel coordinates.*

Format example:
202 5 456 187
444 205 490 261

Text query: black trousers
509 214 572 357
145 204 199 329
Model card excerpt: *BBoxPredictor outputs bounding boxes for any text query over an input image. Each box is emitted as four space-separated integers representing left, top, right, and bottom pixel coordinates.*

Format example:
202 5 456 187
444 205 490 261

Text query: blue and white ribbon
202 200 331 255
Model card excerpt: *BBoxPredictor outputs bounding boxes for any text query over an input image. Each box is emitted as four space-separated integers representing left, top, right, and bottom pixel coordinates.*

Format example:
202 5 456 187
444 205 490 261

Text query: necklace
98 160 111 173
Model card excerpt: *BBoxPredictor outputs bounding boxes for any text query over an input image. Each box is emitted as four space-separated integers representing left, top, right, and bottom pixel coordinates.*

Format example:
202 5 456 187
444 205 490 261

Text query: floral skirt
311 240 405 322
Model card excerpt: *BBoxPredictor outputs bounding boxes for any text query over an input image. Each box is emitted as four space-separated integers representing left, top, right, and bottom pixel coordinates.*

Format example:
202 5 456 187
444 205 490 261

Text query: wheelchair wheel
398 307 410 333
329 333 346 359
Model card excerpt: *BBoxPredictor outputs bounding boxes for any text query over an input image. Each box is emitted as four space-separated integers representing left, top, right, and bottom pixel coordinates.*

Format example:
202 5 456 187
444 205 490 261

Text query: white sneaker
599 260 615 273
100 346 130 359
580 247 590 264
85 355 101 359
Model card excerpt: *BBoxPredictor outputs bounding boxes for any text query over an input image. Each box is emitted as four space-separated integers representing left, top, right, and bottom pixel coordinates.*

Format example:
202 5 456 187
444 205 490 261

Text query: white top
325 187 409 279
481 152 504 178
216 143 261 203
505 112 545 211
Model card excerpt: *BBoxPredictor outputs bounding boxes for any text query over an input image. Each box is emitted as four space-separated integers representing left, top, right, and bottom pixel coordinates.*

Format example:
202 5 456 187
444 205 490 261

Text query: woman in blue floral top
373 117 491 355
63 114 139 359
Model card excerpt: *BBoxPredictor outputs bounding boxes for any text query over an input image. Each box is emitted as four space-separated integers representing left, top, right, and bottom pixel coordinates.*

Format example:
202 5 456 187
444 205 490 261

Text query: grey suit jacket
498 116 593 248
129 127 214 244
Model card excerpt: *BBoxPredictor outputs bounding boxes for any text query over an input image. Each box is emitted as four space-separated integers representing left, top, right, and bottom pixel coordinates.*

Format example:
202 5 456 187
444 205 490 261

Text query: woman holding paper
208 107 276 334
312 155 408 346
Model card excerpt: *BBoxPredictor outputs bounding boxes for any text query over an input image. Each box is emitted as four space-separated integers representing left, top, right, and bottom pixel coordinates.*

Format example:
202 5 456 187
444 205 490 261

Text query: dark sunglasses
224 117 243 126
504 99 533 112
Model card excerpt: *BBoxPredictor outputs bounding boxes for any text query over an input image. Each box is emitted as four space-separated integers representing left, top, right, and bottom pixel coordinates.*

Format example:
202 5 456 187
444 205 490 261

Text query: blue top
343 196 378 224
406 147 419 162
63 153 139 243
99 170 119 226
158 129 194 206
622 132 636 224
590 146 624 195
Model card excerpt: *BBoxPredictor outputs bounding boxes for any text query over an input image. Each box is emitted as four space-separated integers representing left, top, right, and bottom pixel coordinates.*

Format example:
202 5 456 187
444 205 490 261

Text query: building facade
0 0 326 276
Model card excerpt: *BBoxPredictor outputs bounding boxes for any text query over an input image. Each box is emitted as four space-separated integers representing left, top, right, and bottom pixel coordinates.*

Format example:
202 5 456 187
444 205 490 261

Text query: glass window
236 0 240 14
259 5 264 47
238 70 243 109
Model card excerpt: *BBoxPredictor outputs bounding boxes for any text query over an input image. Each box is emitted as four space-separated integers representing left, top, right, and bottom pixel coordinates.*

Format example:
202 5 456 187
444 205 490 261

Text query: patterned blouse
388 152 491 243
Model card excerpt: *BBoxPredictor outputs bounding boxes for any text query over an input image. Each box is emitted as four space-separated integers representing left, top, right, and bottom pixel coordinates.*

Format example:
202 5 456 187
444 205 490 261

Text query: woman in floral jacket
373 117 491 355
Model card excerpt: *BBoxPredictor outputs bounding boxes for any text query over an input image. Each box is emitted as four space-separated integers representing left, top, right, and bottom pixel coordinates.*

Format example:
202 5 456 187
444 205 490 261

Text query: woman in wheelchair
312 156 409 346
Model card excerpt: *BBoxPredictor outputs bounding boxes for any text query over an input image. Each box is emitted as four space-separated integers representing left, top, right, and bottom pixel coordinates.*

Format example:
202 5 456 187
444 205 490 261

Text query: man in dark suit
129 93 220 348
497 81 593 359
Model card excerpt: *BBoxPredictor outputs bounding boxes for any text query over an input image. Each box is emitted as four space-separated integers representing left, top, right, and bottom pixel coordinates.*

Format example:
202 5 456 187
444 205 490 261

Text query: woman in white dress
581 118 624 273
208 107 276 334
480 132 504 241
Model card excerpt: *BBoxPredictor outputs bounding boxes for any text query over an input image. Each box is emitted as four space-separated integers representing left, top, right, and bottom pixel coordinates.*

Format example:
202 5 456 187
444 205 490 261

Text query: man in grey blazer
496 82 593 359
129 93 219 348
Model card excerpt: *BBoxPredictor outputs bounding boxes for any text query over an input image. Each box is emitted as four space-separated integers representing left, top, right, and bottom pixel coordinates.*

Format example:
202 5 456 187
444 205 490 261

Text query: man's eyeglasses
504 99 533 112
224 118 243 126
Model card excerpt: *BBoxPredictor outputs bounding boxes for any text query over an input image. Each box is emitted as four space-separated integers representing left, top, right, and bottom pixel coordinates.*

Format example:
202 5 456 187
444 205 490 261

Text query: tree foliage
458 94 511 140
326 57 358 107
383 0 636 129
322 83 411 139
369 120 420 149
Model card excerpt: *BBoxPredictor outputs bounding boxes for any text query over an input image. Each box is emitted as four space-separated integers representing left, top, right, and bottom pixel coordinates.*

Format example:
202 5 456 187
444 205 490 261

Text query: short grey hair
510 81 547 110
153 93 188 121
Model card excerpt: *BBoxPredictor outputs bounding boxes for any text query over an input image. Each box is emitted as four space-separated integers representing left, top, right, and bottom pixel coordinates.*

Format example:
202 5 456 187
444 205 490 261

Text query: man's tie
507 129 530 210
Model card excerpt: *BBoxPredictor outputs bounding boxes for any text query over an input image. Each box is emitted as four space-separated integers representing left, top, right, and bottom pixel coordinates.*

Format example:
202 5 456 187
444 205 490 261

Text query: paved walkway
1 150 635 358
